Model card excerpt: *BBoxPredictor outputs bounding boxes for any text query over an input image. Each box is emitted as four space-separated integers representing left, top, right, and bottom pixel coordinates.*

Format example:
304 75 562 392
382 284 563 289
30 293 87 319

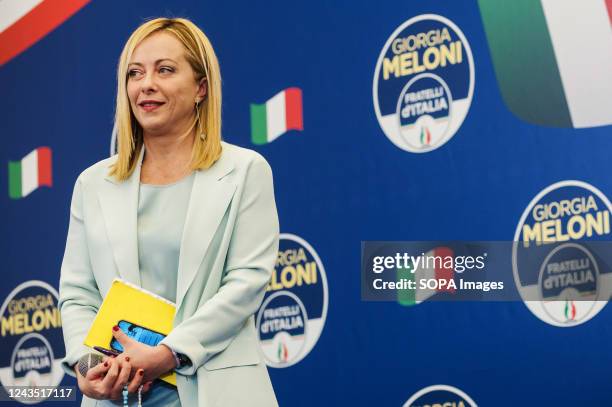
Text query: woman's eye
159 66 174 74
127 70 142 78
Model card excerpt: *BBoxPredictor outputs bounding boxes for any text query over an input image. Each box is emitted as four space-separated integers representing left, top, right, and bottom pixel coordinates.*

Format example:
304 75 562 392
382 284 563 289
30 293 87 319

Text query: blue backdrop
2 0 612 405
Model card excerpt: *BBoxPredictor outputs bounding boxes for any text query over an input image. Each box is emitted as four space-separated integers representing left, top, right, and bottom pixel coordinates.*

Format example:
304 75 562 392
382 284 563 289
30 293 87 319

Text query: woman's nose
140 72 157 93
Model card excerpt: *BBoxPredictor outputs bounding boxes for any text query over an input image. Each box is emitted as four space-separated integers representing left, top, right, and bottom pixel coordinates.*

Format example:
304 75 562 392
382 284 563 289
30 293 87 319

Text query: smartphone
110 320 166 352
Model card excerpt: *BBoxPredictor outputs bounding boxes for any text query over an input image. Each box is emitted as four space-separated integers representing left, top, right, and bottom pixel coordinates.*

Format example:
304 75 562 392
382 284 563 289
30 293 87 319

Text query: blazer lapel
97 148 144 286
176 152 236 310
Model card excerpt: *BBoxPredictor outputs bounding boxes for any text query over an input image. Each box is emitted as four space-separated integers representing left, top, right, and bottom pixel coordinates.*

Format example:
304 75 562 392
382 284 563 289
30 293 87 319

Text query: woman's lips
139 102 165 112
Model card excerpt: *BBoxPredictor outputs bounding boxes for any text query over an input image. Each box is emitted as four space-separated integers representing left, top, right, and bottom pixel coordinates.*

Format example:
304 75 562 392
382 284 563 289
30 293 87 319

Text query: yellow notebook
84 278 177 386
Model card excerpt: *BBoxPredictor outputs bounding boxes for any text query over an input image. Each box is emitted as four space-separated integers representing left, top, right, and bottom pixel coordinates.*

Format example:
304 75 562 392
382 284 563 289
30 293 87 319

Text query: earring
195 101 204 141
194 100 201 124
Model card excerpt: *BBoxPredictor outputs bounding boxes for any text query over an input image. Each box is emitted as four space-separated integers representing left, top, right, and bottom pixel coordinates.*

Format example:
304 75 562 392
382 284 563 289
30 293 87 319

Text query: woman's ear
196 77 207 101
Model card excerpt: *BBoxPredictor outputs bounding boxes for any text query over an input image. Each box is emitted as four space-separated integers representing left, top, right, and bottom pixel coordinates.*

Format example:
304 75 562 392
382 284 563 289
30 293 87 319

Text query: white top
103 173 195 406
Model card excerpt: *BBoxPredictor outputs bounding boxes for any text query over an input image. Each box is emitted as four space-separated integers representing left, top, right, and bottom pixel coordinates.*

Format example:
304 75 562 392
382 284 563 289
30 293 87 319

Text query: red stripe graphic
284 87 303 131
37 147 53 187
0 0 90 66
606 0 612 26
434 247 455 293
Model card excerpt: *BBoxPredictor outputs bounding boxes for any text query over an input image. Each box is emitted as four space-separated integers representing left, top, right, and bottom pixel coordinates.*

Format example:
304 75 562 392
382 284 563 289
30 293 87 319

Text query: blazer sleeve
57 176 103 377
159 155 279 375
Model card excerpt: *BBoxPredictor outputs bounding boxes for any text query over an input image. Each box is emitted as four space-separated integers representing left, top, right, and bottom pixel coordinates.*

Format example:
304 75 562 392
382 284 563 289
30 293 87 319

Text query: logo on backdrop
373 14 474 153
250 87 303 145
8 147 52 199
256 234 327 368
479 0 612 128
0 0 90 65
513 181 612 327
0 281 64 402
403 384 477 407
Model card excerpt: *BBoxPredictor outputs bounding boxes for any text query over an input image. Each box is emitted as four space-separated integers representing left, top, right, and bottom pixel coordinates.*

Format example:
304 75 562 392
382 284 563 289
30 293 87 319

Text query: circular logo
373 14 475 153
513 181 612 327
0 281 65 403
403 384 477 407
256 234 328 368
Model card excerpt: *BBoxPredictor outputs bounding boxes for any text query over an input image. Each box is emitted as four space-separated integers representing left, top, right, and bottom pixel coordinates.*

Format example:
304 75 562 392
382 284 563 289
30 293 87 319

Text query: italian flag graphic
9 147 52 199
420 126 432 146
479 0 612 128
564 300 577 321
250 87 303 145
277 341 289 363
0 0 90 66
397 247 455 306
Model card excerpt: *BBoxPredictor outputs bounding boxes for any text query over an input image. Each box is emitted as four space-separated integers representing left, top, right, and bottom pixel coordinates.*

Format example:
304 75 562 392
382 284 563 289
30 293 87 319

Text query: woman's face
127 31 205 137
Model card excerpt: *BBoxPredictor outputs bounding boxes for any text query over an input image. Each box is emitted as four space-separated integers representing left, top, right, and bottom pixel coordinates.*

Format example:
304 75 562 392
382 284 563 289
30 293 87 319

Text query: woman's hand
74 356 152 400
111 326 177 383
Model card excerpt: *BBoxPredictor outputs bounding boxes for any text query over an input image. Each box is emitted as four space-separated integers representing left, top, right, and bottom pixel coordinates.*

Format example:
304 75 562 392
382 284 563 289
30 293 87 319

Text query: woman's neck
140 129 195 185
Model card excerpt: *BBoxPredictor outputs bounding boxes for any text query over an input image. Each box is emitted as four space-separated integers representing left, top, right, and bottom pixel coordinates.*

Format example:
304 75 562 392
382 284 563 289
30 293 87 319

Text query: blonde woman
58 17 279 406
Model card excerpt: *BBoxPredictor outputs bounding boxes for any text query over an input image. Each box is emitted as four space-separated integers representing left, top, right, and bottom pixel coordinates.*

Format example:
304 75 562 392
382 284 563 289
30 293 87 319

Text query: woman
58 17 279 406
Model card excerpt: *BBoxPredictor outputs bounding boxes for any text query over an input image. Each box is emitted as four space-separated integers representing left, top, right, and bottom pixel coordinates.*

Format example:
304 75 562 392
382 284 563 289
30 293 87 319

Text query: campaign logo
373 15 474 153
403 384 477 407
513 181 612 326
0 281 64 402
478 0 612 128
0 0 90 66
256 234 328 368
8 147 52 199
250 87 303 145
538 243 599 324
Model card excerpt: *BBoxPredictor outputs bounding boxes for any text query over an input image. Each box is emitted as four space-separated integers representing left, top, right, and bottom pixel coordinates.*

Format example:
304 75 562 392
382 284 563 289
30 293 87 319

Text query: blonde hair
109 17 222 180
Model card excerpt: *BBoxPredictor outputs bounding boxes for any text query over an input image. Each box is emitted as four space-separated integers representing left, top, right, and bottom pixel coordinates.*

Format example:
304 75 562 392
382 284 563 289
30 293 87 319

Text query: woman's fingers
85 358 151 400
126 368 145 393
100 357 119 389
110 359 132 397
85 358 111 381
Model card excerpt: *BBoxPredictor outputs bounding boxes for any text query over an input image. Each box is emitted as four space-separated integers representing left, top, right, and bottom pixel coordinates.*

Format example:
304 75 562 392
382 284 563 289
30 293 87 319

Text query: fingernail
125 356 130 362
139 370 144 376
112 325 119 332
103 362 108 367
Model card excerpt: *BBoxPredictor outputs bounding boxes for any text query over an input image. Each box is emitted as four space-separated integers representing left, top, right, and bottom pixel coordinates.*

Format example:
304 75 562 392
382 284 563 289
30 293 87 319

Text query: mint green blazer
58 142 279 406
